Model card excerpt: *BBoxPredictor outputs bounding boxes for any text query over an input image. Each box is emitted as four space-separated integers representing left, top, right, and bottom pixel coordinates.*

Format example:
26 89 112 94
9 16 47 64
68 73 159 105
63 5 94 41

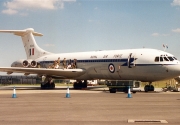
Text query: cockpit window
168 57 174 61
155 55 176 62
154 57 159 62
173 57 177 60
160 57 163 62
163 57 169 61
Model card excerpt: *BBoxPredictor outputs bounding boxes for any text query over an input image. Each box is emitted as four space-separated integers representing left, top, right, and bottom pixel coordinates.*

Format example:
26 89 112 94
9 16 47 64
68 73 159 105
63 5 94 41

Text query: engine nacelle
22 60 30 67
30 60 37 68
11 59 38 68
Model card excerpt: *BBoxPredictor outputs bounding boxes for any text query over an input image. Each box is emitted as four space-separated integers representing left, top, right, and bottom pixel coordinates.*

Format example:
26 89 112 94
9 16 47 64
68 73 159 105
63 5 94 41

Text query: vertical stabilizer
0 28 52 59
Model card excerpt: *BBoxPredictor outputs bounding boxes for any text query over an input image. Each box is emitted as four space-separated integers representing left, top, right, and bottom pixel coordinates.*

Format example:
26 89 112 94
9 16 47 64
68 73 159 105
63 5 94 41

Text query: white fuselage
35 48 180 82
3 28 180 82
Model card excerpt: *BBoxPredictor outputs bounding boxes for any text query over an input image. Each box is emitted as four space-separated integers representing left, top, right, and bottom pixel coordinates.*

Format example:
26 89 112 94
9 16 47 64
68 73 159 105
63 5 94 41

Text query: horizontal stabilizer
0 28 51 60
0 28 43 36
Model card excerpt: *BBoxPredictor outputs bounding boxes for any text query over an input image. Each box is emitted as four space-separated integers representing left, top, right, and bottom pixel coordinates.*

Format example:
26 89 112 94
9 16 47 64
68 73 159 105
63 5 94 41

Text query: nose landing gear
144 82 154 92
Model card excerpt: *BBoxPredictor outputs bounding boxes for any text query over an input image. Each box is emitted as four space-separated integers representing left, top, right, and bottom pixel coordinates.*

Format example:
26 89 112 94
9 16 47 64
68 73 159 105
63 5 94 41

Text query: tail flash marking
32 48 34 55
29 49 31 56
29 48 34 56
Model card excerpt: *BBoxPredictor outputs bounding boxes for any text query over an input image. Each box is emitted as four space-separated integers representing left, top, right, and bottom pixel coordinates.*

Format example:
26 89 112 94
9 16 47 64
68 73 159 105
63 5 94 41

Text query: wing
0 67 86 79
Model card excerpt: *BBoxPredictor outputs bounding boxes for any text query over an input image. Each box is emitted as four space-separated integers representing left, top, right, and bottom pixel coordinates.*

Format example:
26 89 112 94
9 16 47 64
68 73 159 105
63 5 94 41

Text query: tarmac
0 86 180 125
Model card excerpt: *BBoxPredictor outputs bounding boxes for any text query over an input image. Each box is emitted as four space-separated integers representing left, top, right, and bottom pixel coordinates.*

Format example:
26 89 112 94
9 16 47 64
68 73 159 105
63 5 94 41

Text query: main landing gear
73 80 87 89
41 76 55 89
144 82 154 92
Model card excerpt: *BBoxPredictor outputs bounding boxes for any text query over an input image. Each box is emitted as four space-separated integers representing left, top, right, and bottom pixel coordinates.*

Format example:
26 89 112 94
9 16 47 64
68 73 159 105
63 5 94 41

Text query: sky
0 0 180 74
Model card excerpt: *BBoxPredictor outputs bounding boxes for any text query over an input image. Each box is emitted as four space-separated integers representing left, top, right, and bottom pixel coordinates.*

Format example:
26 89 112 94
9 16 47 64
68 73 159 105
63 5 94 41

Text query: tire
41 83 46 89
144 85 154 92
41 83 43 89
52 83 55 88
73 82 77 89
144 85 149 92
50 82 55 89
109 88 116 93
149 85 154 91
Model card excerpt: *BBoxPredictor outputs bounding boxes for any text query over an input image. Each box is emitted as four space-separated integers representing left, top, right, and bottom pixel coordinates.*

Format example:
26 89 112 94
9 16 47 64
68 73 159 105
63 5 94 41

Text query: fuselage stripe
39 58 177 66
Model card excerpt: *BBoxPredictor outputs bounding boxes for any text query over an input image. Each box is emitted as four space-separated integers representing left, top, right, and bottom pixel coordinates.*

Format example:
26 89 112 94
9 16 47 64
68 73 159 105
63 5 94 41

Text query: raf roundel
108 63 115 73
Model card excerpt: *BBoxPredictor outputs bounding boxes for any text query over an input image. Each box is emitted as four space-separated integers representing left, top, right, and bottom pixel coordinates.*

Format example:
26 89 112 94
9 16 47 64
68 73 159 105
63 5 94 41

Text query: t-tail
0 28 52 60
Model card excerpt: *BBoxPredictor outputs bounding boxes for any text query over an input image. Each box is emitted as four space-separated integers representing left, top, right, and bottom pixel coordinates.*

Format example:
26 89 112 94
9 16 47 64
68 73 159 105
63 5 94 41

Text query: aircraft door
128 53 132 68
128 53 136 68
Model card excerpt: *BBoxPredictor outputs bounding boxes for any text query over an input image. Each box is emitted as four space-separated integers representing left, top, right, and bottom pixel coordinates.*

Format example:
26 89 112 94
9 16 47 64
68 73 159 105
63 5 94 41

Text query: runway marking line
128 119 168 123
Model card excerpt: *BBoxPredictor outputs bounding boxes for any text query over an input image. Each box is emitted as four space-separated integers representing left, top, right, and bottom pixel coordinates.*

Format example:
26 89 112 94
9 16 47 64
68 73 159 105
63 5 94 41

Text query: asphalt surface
0 86 180 125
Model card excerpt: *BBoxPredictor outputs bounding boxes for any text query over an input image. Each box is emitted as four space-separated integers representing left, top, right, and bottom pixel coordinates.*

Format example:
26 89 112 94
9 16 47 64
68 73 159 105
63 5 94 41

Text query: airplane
0 28 180 92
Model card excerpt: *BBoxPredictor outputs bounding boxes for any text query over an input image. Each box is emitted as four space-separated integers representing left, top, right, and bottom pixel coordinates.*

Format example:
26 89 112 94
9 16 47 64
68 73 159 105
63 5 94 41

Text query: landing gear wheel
144 85 149 92
73 80 87 89
144 85 154 92
109 88 116 93
50 82 55 89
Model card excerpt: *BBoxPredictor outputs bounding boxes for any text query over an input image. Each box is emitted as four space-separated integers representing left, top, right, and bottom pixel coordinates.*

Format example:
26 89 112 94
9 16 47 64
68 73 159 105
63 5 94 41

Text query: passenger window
154 57 159 62
164 57 169 61
168 57 174 61
160 57 163 62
